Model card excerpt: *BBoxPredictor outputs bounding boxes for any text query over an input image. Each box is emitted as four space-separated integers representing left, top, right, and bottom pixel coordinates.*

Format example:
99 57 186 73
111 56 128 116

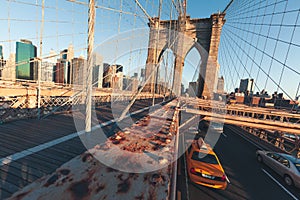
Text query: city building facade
16 39 37 80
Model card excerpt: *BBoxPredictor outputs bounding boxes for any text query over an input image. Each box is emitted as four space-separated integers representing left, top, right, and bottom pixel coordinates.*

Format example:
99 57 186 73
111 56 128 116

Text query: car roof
192 139 215 155
278 153 300 164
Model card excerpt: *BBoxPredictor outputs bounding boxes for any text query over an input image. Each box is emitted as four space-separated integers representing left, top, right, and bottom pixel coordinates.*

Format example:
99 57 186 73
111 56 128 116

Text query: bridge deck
5 100 179 200
0 99 162 199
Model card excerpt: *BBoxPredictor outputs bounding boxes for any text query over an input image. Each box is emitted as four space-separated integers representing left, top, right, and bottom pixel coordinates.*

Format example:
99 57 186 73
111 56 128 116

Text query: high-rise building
103 64 124 89
217 76 225 94
112 71 123 90
67 44 74 62
2 53 15 81
0 45 3 59
54 60 65 84
92 53 103 88
103 64 114 88
41 62 55 82
54 46 75 84
16 39 37 80
239 78 254 94
181 83 185 96
0 45 4 78
71 57 85 85
123 75 139 92
188 81 197 97
141 68 145 78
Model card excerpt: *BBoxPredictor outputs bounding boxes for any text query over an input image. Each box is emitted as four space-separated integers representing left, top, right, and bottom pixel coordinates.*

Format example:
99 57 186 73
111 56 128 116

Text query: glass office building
0 45 3 59
16 40 37 80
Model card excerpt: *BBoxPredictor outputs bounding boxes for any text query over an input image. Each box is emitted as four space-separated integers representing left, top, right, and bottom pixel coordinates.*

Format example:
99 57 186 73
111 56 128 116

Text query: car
186 138 228 190
256 150 300 188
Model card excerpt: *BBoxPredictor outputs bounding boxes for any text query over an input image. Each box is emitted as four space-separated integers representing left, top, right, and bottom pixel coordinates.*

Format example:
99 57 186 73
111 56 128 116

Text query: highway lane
177 124 300 200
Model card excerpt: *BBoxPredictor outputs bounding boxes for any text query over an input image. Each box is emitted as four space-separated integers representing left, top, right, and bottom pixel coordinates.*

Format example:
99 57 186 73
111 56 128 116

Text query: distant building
71 57 85 85
0 45 3 59
103 64 123 89
181 83 185 96
132 77 138 92
102 63 110 87
53 46 75 84
16 39 38 80
41 62 55 82
141 68 145 78
112 71 123 90
239 78 254 94
0 45 4 78
103 64 114 88
115 64 123 73
123 75 140 92
92 54 103 88
188 82 197 97
54 60 65 84
67 44 74 62
217 76 225 94
2 53 15 81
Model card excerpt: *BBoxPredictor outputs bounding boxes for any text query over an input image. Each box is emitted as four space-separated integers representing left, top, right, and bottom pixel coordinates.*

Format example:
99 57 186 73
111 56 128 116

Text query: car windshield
191 152 219 164
294 163 300 173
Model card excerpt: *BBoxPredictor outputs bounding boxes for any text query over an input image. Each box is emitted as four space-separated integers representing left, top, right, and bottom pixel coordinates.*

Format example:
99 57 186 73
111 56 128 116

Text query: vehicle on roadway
256 150 300 188
186 138 228 190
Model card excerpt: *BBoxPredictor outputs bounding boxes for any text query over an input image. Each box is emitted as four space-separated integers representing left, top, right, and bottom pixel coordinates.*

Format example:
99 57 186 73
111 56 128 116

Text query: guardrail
0 93 168 123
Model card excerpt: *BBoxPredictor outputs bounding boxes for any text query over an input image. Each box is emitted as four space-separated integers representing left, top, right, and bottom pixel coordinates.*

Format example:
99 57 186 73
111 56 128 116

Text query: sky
1 0 299 99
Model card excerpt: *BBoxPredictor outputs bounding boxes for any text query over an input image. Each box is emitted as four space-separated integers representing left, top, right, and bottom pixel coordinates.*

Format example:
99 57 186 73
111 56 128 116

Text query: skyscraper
0 45 4 78
71 57 85 85
239 78 254 94
217 76 225 94
54 46 75 84
92 53 103 88
0 45 3 59
2 53 15 81
16 39 37 80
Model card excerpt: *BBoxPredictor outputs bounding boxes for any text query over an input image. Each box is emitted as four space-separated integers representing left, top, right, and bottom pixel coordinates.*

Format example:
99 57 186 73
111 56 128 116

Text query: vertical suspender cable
86 0 95 133
152 0 163 106
38 0 45 119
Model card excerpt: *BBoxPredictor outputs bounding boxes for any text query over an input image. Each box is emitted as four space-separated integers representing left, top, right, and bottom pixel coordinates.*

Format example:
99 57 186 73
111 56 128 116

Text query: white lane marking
262 169 299 200
222 132 227 138
0 105 152 166
225 174 231 184
182 135 190 200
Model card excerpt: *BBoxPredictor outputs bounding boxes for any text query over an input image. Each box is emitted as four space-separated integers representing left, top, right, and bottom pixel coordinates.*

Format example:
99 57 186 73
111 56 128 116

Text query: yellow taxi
186 138 228 190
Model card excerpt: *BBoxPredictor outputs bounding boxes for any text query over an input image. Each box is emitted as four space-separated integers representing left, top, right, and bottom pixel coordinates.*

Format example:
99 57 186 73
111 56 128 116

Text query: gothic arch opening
155 48 175 95
183 46 202 97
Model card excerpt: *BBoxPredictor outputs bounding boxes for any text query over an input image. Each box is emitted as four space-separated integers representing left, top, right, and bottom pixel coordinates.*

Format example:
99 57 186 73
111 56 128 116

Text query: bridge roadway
0 98 165 199
1 98 300 199
184 98 300 134
177 113 300 200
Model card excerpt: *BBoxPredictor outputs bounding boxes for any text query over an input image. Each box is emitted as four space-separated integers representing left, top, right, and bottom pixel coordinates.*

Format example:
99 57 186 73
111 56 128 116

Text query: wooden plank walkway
0 98 164 199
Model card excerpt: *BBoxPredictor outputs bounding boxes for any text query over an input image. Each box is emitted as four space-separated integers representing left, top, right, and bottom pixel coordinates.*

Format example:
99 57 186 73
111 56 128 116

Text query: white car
256 150 300 188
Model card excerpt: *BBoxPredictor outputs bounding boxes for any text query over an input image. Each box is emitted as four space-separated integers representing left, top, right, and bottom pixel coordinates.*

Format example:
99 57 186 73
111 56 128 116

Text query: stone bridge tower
144 13 226 99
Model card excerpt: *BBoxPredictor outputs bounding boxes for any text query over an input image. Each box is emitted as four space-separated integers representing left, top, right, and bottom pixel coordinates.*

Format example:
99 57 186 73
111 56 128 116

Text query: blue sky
1 0 299 99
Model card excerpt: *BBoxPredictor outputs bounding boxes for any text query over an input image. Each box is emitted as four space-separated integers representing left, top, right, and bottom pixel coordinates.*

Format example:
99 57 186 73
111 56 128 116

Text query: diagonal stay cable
227 8 300 22
223 25 300 76
222 28 295 101
264 0 289 90
222 29 263 94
